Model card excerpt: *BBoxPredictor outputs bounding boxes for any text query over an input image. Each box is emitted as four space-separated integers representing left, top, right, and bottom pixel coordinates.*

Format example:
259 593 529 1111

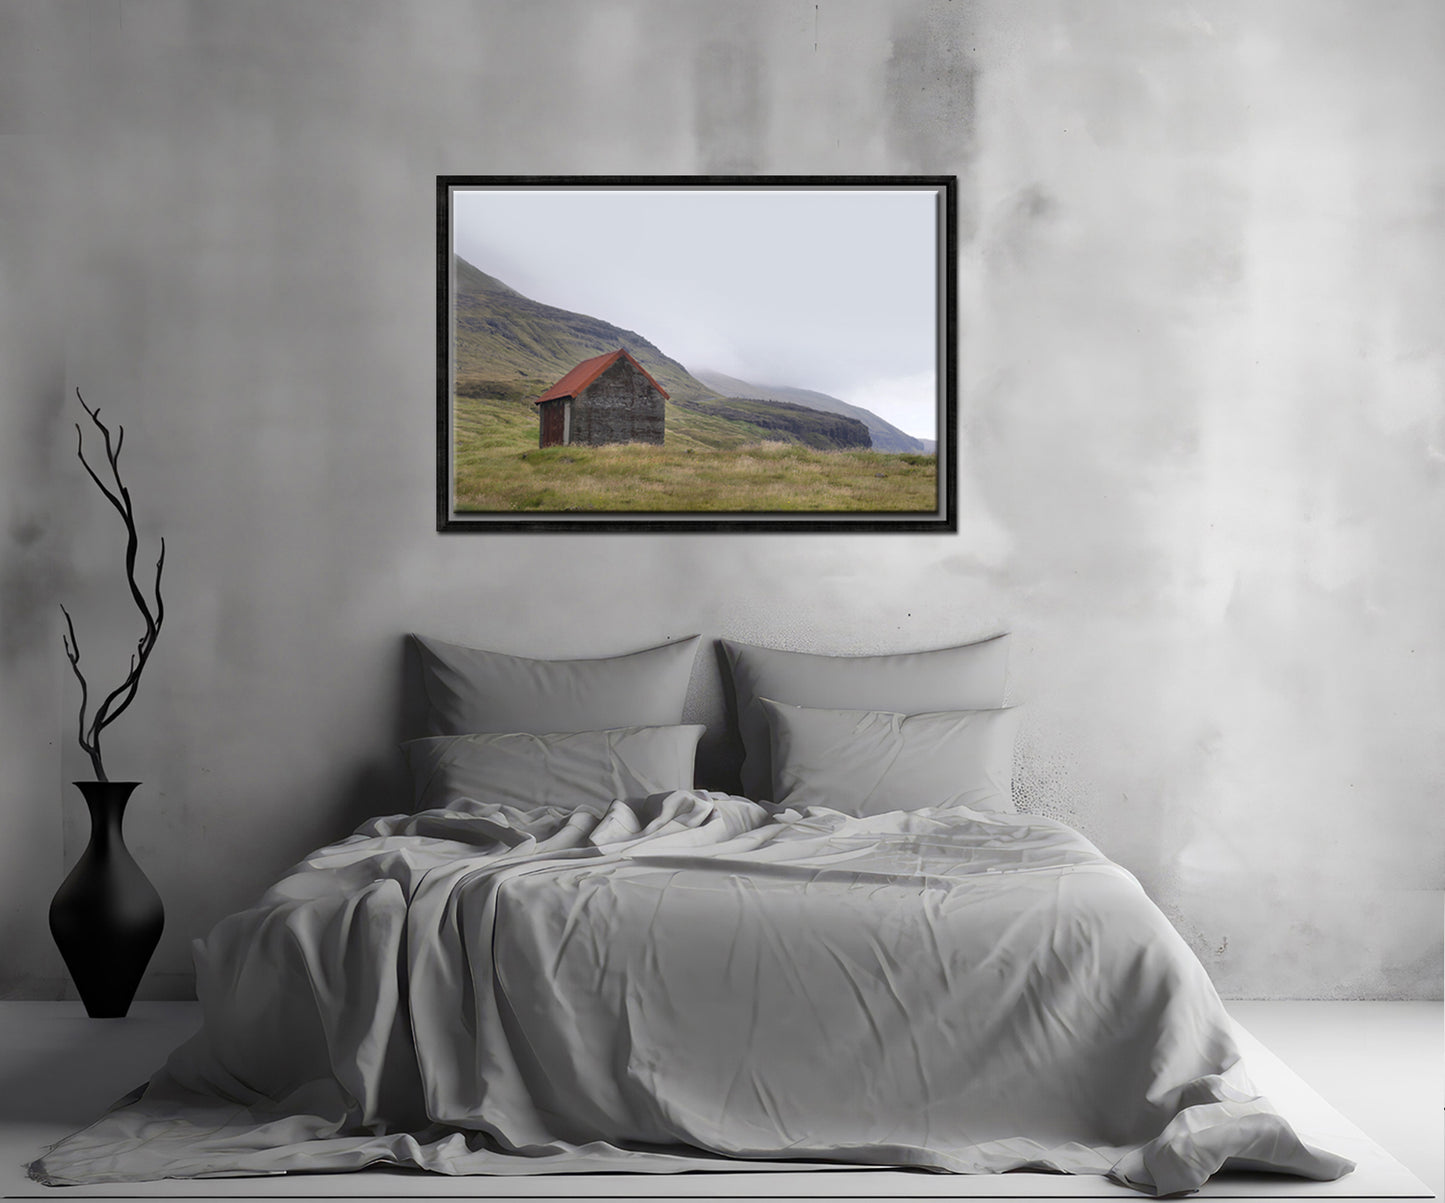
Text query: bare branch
73 391 130 524
60 604 105 781
74 423 129 524
154 538 166 628
61 390 166 783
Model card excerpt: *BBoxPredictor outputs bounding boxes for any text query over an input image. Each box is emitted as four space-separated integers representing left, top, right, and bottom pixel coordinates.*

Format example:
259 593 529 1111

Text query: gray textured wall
1 0 1441 1001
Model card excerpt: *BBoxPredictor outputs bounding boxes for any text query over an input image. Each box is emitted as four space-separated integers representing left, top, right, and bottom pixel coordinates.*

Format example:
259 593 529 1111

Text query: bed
30 633 1354 1195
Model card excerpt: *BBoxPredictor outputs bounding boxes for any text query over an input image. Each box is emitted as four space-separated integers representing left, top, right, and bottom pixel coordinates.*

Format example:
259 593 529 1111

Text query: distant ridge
690 368 931 455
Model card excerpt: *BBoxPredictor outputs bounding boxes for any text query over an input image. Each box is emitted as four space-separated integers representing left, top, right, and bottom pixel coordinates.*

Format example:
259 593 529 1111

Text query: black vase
49 781 165 1018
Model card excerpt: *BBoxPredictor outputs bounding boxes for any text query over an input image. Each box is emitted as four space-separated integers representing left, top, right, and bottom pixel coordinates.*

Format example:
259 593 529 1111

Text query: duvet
32 791 1353 1195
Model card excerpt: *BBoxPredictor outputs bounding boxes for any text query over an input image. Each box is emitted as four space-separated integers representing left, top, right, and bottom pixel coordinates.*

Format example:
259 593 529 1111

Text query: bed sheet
30 791 1352 1196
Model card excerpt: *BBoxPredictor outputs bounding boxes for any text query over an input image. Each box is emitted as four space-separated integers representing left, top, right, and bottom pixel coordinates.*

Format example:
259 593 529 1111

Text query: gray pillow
411 634 701 736
761 700 1021 817
720 635 1009 801
402 725 706 813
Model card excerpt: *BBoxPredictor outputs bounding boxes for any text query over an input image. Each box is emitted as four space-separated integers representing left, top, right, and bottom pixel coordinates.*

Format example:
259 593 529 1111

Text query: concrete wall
1 0 1440 1001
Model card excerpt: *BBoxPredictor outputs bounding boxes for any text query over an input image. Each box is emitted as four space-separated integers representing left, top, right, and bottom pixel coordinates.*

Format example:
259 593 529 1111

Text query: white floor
0 1000 1439 1201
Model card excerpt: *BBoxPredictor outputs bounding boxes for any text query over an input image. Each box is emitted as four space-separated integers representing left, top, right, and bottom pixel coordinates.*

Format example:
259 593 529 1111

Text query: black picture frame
437 175 957 533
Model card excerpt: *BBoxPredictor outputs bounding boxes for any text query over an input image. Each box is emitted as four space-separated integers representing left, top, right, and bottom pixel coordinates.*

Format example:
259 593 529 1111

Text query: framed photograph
437 175 956 532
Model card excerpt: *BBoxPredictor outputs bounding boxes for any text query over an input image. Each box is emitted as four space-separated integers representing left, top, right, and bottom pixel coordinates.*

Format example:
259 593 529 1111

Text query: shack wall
572 359 665 446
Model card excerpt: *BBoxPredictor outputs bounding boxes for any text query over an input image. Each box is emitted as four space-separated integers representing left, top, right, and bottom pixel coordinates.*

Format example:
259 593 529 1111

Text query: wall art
437 175 956 532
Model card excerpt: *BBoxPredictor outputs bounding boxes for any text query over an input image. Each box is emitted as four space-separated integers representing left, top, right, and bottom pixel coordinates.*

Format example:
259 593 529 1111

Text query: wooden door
540 401 565 448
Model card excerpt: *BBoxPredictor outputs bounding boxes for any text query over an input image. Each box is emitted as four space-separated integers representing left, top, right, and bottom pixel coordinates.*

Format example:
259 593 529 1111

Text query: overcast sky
451 185 944 439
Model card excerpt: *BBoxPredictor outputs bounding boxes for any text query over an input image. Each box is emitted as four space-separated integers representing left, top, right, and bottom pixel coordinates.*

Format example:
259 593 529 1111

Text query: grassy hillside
453 257 713 402
674 396 869 451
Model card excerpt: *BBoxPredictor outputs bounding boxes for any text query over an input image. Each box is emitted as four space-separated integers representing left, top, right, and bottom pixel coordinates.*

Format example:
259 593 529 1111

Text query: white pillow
411 634 701 736
760 699 1021 817
721 635 1009 801
401 725 705 812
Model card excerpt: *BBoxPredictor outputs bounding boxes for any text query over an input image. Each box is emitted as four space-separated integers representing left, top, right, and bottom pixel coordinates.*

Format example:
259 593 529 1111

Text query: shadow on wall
303 637 418 846
701 640 745 794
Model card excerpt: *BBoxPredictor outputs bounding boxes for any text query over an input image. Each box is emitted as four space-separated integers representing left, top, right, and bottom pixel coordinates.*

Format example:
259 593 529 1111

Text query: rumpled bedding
31 791 1353 1195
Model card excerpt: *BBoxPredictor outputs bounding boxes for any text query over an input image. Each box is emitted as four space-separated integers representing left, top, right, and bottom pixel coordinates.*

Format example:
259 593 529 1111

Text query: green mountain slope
451 256 870 451
690 368 930 454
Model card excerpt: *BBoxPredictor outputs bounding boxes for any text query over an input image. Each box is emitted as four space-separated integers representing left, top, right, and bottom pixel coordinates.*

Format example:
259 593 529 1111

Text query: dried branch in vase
60 389 166 783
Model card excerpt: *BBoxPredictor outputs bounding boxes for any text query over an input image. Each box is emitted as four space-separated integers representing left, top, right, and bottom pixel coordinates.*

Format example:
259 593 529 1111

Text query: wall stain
1011 729 1084 830
986 183 1060 267
1 376 70 666
885 6 978 232
693 37 765 174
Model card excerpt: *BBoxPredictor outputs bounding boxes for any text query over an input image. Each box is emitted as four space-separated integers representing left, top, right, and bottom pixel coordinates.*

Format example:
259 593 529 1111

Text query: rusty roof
533 348 670 405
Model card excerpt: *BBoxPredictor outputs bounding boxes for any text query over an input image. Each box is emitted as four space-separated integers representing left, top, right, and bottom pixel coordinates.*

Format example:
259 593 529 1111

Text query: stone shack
534 348 669 448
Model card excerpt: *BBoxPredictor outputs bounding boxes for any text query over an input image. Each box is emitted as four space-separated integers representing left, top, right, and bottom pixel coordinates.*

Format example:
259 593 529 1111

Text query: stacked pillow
411 633 701 736
404 634 703 812
758 699 1021 817
399 631 1019 819
719 635 1019 816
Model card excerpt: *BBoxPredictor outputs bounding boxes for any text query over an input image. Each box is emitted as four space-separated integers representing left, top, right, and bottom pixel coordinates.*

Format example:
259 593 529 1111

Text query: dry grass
453 430 937 515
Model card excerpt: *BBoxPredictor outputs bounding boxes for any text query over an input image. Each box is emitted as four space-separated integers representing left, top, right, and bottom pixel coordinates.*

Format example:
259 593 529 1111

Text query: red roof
533 348 670 405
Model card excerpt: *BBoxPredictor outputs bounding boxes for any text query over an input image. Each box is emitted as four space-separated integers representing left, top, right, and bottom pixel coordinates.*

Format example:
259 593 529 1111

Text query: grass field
452 397 937 514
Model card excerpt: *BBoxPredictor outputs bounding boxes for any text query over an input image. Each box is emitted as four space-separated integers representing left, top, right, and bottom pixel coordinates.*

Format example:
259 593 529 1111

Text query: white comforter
32 791 1353 1194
